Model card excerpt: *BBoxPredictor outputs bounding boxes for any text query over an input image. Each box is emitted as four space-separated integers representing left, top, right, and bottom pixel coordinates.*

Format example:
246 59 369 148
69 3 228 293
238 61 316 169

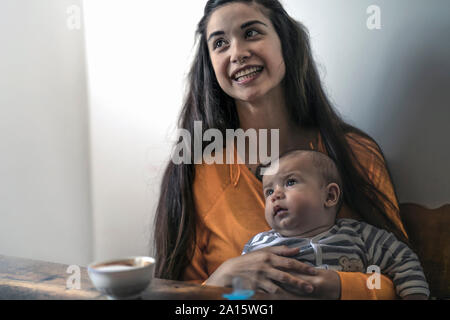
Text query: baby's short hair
288 150 342 188
260 149 343 196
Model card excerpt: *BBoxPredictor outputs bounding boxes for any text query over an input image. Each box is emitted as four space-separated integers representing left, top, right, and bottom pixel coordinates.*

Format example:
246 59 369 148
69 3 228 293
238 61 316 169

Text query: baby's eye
245 29 260 38
265 189 274 197
286 179 297 187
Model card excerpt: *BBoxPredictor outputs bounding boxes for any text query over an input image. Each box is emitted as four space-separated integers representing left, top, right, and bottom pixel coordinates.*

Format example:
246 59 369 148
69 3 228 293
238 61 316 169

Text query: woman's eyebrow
207 20 268 43
241 20 268 29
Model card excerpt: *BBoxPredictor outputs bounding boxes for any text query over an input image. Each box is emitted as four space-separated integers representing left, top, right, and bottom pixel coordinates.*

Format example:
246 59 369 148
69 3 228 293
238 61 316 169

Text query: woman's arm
204 246 318 295
182 242 209 284
278 269 397 300
346 133 408 239
182 236 320 296
338 272 397 300
335 133 406 300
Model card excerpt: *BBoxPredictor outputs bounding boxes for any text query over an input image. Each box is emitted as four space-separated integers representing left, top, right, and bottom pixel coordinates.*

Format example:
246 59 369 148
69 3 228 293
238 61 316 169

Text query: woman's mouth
233 66 264 85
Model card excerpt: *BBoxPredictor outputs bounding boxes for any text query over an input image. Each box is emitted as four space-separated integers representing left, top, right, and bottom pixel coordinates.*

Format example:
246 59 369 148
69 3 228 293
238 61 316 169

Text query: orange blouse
182 132 408 299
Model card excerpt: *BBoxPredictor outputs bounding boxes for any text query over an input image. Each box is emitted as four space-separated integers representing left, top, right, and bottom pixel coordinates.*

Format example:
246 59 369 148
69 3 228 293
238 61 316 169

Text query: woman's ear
324 183 340 208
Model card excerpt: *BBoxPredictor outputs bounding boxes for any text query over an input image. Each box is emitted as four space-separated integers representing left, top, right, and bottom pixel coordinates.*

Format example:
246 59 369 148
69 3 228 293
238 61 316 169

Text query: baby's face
262 154 335 237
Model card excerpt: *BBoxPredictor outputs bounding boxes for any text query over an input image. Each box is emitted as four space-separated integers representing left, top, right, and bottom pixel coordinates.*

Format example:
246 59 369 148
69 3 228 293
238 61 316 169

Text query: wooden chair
399 203 450 299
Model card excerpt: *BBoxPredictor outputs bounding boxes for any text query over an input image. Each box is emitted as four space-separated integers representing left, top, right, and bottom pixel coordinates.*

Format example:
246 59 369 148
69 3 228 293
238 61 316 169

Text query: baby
243 150 429 299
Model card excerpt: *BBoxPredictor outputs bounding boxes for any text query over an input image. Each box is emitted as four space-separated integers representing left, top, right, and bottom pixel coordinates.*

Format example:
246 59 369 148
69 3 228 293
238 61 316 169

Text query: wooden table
0 255 296 300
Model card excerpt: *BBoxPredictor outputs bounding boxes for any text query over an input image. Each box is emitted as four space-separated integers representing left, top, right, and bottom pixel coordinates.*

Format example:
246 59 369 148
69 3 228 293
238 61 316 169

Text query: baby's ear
324 183 340 208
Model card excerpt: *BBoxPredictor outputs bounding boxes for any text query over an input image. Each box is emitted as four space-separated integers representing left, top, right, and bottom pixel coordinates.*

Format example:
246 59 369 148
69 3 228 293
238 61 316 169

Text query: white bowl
87 256 155 299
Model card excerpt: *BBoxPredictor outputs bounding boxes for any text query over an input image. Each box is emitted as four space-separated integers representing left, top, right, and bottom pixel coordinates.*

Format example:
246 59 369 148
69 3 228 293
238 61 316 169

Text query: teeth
234 66 262 80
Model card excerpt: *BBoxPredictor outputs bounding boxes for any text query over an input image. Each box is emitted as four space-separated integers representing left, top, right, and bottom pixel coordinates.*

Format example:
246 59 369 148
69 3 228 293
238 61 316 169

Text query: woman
153 0 409 299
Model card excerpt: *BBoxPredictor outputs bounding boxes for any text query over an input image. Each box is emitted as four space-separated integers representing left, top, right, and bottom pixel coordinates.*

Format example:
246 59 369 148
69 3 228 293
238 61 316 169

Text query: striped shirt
242 218 429 298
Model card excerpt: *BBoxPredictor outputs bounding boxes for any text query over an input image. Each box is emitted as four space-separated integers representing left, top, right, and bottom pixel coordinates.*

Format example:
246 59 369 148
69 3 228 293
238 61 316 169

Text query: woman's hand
204 246 318 295
283 268 341 299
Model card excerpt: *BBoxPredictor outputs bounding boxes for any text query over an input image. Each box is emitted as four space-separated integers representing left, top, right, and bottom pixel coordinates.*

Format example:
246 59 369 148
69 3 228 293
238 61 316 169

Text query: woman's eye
213 39 227 49
286 179 297 186
265 189 273 197
245 29 260 38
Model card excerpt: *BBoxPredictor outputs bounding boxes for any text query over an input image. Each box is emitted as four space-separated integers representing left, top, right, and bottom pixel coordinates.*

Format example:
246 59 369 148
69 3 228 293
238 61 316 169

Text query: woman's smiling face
206 2 286 102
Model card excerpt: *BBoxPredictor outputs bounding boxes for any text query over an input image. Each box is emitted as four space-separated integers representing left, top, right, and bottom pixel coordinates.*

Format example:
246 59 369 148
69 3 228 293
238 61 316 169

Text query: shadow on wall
368 22 450 208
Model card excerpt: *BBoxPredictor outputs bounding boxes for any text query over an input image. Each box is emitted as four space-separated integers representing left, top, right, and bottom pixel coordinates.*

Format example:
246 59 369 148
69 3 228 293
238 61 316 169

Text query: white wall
82 0 206 262
0 0 92 265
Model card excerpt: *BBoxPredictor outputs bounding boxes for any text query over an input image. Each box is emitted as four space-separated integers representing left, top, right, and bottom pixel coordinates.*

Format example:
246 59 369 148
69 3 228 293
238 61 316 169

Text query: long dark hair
153 0 407 280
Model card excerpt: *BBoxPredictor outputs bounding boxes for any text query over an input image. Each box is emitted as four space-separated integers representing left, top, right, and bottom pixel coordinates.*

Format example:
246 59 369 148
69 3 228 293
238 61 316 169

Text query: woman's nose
230 40 251 64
